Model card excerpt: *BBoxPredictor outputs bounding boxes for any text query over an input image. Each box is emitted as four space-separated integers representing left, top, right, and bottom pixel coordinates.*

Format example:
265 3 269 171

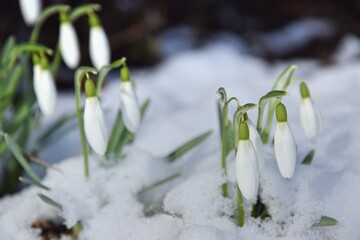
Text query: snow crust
1 34 360 239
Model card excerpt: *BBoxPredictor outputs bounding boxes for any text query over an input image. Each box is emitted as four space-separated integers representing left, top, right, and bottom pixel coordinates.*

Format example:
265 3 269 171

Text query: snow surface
1 34 360 240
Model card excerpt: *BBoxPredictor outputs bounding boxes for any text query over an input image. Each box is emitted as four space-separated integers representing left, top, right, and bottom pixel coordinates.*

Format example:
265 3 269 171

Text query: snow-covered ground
1 34 360 240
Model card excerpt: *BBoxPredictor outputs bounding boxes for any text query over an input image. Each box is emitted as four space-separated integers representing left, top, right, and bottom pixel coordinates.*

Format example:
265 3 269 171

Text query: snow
1 34 360 239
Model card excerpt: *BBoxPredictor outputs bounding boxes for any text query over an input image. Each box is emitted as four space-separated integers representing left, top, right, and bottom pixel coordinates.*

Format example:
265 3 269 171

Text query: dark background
1 0 360 86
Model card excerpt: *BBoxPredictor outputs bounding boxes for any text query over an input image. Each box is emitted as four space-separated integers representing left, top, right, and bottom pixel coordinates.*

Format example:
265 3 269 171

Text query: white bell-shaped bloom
300 97 322 143
274 122 297 178
19 0 41 26
33 64 57 116
59 22 80 69
235 139 260 201
89 26 110 70
119 81 140 133
84 97 108 155
247 119 265 174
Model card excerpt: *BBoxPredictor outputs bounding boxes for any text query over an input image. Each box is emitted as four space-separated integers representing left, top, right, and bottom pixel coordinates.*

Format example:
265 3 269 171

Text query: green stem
221 105 228 198
256 104 264 133
237 187 244 227
74 67 97 178
106 111 125 158
96 57 126 97
30 4 70 43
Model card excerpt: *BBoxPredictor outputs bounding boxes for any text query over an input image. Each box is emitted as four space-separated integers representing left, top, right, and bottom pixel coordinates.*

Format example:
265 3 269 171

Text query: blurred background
1 0 360 88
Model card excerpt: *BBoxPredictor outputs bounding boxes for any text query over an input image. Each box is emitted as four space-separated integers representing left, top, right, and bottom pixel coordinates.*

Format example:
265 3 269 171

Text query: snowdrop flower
299 82 322 143
19 0 41 26
246 117 265 174
83 79 108 155
119 67 140 133
235 121 259 201
89 13 111 70
59 12 80 69
33 57 57 116
274 103 296 179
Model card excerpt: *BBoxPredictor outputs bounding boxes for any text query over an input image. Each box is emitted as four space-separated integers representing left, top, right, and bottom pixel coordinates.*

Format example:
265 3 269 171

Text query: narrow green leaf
272 64 297 90
143 205 181 218
0 36 16 67
19 177 50 191
166 130 212 162
302 149 315 165
313 216 338 227
226 120 234 156
0 133 41 184
69 3 101 22
139 173 181 194
37 112 77 146
37 193 63 211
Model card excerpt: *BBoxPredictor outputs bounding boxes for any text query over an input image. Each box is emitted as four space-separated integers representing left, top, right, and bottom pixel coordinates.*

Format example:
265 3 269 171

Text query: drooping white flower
235 121 259 201
247 119 265 174
33 64 57 116
274 103 296 179
19 0 41 26
84 96 108 156
59 13 80 69
89 14 110 70
119 80 140 134
299 82 322 143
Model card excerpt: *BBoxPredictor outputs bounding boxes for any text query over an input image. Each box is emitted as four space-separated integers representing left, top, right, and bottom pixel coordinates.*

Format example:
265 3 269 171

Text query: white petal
89 27 111 70
247 119 265 174
19 0 41 26
84 97 108 155
33 65 57 116
274 122 297 178
300 98 322 142
60 23 80 69
119 82 140 133
235 140 259 201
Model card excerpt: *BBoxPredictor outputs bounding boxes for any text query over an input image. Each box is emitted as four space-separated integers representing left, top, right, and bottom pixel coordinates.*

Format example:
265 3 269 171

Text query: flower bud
59 12 80 69
89 14 110 70
19 0 41 26
274 103 296 178
119 81 140 133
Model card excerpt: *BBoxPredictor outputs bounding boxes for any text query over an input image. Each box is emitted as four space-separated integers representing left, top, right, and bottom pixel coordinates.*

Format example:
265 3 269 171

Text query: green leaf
166 130 212 162
313 216 338 227
19 177 50 191
302 149 315 165
139 173 181 194
0 132 41 184
225 120 234 156
272 64 297 90
69 3 101 22
143 205 181 218
37 193 63 211
0 36 16 67
108 99 151 157
36 112 77 148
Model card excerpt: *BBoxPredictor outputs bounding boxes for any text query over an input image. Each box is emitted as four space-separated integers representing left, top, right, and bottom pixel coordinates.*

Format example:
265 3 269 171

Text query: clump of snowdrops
217 65 337 227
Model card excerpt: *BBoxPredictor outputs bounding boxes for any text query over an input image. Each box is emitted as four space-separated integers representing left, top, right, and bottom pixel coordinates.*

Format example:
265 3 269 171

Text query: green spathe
85 79 96 97
276 103 287 122
300 82 311 99
239 121 249 140
88 13 101 27
121 66 131 82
